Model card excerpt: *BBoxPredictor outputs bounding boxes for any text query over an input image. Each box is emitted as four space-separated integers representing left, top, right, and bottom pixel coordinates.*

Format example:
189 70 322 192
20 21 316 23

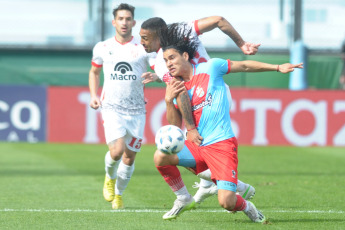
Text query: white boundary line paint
0 209 344 214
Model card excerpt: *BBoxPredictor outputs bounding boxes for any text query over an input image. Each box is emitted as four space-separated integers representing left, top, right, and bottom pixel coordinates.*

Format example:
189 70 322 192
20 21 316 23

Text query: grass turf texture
0 143 344 230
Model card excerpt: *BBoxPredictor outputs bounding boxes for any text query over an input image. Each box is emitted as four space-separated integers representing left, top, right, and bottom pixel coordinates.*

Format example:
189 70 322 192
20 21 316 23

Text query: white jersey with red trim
153 20 233 109
153 20 210 82
92 36 156 115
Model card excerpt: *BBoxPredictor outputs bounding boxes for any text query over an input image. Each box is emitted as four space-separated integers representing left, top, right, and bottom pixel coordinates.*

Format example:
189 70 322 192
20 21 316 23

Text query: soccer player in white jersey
89 3 155 209
140 17 258 204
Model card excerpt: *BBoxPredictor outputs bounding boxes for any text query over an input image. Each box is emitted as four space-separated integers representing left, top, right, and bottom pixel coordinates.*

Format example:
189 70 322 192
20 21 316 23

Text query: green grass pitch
0 143 344 229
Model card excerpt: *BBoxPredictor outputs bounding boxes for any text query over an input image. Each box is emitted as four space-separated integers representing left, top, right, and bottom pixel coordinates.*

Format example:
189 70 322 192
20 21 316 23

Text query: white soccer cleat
243 201 266 223
192 182 218 204
163 196 196 220
238 184 255 200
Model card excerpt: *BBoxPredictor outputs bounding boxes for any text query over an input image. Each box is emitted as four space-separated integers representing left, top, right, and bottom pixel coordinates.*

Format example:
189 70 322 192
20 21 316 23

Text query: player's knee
153 150 177 166
218 192 237 211
109 146 125 161
218 198 236 211
153 150 165 166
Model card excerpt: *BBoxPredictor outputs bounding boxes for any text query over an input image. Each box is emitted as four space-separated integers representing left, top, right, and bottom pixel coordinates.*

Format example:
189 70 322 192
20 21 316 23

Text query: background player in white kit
89 3 155 209
140 16 259 204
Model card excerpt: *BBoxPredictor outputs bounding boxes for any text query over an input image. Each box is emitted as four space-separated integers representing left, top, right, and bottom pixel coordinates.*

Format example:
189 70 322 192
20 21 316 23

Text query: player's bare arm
165 79 185 127
89 65 102 109
176 90 203 146
230 60 304 73
197 16 260 55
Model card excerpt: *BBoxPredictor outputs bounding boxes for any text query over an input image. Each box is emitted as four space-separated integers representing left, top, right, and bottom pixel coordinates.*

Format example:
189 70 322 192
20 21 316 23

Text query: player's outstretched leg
243 201 266 223
103 175 115 202
192 170 255 204
163 195 196 220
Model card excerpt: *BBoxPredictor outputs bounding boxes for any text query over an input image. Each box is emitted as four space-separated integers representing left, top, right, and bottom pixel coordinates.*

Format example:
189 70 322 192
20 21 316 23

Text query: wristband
187 127 196 132
277 65 280 72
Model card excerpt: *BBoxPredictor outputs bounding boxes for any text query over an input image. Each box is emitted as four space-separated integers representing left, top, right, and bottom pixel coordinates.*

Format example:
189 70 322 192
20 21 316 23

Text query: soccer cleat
112 195 124 209
192 182 218 204
163 196 196 220
238 184 256 200
243 201 266 223
103 175 115 202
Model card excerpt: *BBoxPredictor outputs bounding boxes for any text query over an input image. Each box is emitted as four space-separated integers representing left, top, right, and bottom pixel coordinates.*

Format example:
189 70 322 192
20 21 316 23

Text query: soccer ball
155 125 185 155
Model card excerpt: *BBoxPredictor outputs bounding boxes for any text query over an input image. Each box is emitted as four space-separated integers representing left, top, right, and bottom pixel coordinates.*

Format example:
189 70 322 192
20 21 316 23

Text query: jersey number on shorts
128 137 142 150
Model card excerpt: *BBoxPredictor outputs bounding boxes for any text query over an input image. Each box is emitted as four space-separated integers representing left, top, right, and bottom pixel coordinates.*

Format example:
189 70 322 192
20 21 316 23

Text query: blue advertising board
0 85 47 142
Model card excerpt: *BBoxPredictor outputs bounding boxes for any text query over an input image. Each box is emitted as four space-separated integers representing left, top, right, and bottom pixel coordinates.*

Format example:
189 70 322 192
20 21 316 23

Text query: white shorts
101 110 145 152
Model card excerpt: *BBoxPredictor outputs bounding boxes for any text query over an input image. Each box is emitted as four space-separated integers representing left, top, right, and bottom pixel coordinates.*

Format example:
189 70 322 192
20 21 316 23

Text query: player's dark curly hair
159 23 199 61
113 3 135 18
141 17 167 35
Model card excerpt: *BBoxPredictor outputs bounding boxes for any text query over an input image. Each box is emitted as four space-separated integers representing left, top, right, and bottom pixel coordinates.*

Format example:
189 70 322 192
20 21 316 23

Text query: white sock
105 151 121 179
174 186 191 201
243 200 250 212
115 161 135 195
237 180 246 193
199 178 214 188
196 169 212 181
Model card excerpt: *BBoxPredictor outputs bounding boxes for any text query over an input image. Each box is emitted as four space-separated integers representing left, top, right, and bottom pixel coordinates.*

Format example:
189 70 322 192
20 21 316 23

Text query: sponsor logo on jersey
163 72 174 83
110 62 137 80
191 93 212 111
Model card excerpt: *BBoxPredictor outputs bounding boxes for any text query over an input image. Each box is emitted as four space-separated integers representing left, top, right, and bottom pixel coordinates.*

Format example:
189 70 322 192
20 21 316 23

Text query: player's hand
278 63 304 73
186 129 203 146
240 42 261 55
90 97 101 110
165 78 185 103
141 72 159 84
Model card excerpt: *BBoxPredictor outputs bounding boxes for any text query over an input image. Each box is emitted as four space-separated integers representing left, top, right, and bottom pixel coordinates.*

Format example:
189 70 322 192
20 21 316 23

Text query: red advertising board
47 87 168 144
47 87 345 146
47 87 105 143
230 89 345 146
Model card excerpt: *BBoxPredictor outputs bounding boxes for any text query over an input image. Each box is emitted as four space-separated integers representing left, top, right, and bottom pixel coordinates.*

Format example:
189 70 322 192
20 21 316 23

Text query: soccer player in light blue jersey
154 24 303 222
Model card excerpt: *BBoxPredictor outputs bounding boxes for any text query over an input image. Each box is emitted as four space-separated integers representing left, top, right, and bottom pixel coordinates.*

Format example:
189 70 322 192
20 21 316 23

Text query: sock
156 165 185 192
115 161 135 195
199 178 214 188
197 169 212 181
105 151 121 179
232 194 247 212
174 186 191 201
237 180 246 193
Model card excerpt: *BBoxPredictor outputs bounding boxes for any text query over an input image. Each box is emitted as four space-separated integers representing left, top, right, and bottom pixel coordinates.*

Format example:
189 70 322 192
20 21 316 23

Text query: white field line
0 209 344 214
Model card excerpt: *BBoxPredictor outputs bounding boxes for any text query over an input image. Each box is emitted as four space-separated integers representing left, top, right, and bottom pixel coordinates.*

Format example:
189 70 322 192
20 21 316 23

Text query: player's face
139 29 160 53
163 48 189 78
112 10 136 38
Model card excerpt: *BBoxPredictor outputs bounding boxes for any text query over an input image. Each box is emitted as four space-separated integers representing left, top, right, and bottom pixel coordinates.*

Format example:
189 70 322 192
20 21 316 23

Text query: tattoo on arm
178 91 195 128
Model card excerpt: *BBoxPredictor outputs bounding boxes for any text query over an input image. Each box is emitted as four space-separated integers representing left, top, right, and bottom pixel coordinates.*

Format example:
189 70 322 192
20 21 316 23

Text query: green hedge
0 49 342 89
